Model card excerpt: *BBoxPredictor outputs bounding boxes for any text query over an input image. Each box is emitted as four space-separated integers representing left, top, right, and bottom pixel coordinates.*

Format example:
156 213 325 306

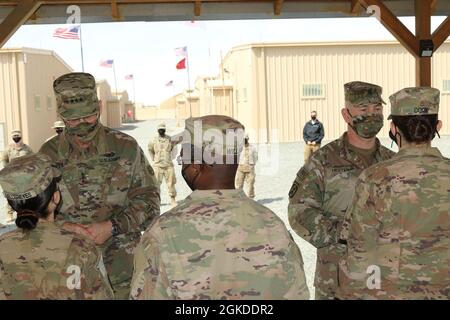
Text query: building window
47 96 53 110
241 88 247 102
34 95 41 111
443 80 450 93
302 84 325 99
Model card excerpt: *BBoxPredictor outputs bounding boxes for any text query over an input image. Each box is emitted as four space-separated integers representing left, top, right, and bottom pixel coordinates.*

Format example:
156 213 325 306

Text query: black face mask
158 129 166 137
311 116 317 121
12 137 21 143
55 128 64 135
389 128 402 148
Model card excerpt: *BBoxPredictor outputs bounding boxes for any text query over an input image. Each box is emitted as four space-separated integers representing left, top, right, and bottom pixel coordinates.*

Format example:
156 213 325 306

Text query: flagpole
112 62 118 97
79 24 85 72
186 47 192 118
132 76 136 103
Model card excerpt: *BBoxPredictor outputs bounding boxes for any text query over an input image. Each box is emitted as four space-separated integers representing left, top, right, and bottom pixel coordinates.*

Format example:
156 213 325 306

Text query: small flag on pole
125 74 134 80
53 25 80 40
174 46 187 57
176 58 186 70
165 80 174 87
100 59 114 68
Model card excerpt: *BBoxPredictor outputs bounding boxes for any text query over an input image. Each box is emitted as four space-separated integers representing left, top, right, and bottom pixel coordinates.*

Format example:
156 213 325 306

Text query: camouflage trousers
154 166 177 198
304 143 320 163
235 167 255 198
103 232 142 300
315 243 346 300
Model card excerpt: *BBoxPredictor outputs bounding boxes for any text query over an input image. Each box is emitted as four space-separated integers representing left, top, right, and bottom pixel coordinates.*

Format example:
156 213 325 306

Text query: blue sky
4 16 447 105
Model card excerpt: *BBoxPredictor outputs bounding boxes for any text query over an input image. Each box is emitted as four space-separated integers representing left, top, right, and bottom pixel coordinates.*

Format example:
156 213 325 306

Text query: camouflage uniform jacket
39 124 160 288
1 143 33 167
238 144 258 172
148 135 175 168
0 222 114 300
338 146 450 300
130 189 310 300
288 132 394 298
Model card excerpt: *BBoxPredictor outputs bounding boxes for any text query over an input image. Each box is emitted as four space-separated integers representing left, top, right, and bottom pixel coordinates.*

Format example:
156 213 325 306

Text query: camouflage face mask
347 110 384 139
65 120 100 143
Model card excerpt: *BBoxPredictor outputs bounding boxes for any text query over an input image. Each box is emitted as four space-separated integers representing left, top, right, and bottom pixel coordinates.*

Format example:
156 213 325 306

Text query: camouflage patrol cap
345 81 386 106
388 87 440 119
53 72 99 120
183 115 245 160
51 120 65 129
157 123 166 130
0 153 60 201
11 130 21 137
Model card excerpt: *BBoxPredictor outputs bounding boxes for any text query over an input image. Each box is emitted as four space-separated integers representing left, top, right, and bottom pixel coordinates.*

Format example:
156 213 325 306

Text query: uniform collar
338 132 385 168
188 189 246 200
396 145 444 159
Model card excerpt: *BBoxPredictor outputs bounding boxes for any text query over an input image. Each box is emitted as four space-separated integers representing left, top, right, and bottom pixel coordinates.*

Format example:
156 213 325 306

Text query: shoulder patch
288 167 308 198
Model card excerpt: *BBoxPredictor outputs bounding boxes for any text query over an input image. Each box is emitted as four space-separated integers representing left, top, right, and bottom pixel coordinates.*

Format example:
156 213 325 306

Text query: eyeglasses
65 113 98 127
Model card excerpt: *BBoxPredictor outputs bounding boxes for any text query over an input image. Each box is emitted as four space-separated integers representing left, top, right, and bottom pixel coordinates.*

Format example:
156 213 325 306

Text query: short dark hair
8 178 58 230
391 114 438 143
311 111 317 114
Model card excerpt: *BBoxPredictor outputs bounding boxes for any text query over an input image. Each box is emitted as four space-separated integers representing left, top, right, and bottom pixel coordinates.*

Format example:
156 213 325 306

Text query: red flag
176 58 186 70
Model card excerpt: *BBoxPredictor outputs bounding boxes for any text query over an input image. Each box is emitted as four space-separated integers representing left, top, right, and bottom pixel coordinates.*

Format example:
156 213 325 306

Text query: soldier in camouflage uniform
0 153 114 300
235 133 258 198
39 72 160 299
338 87 449 300
1 130 33 222
148 123 178 207
288 81 395 300
130 115 309 300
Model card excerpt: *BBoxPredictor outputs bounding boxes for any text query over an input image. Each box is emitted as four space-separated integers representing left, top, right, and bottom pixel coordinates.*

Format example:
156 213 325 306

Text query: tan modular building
187 41 450 143
0 47 72 151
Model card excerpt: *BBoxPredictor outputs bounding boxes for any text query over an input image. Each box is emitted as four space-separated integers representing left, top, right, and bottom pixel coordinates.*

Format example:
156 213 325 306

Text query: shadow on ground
257 197 284 205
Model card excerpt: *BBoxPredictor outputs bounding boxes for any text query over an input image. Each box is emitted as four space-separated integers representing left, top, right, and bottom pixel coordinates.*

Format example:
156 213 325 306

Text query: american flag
174 46 187 57
165 80 174 87
100 59 114 68
53 25 80 40
125 74 134 80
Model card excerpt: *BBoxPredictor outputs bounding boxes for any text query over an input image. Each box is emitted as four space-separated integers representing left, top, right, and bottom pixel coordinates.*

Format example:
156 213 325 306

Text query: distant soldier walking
148 123 178 207
303 111 324 162
235 133 258 198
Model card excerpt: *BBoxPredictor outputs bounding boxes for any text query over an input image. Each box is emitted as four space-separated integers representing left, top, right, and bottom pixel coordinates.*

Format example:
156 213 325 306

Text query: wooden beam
274 0 283 16
0 0 41 48
415 0 432 87
194 0 201 16
432 16 450 49
350 0 361 14
111 1 120 21
359 0 419 57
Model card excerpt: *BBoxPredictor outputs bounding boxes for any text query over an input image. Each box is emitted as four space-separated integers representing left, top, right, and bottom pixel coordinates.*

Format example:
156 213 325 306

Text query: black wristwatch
111 220 120 237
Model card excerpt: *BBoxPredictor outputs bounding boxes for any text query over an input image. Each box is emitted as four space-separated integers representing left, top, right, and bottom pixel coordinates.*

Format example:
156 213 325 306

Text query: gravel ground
1 118 449 298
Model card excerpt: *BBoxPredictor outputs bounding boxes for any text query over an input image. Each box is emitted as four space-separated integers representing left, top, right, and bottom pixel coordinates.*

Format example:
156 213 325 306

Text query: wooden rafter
274 0 283 16
359 0 419 57
194 0 201 16
0 0 41 48
432 16 450 49
415 0 432 87
350 0 361 14
111 1 120 21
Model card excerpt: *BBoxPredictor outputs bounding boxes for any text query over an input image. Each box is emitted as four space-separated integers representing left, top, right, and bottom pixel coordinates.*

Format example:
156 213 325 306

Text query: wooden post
0 0 41 48
415 0 432 87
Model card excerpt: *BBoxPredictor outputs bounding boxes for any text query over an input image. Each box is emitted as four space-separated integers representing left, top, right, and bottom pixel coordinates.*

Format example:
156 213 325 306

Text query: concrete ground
1 118 449 298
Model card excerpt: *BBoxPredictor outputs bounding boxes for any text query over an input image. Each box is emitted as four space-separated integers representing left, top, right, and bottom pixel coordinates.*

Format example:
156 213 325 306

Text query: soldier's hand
84 221 113 245
62 222 94 239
